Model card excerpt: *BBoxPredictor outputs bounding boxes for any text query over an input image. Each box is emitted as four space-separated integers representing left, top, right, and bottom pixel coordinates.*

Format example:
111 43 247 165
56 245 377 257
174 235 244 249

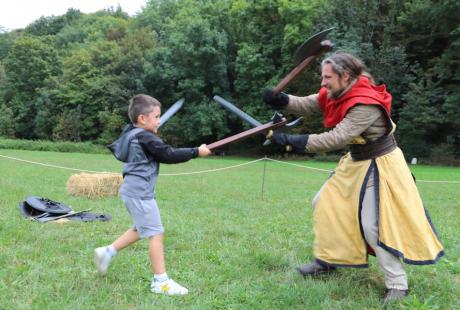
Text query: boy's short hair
128 94 161 124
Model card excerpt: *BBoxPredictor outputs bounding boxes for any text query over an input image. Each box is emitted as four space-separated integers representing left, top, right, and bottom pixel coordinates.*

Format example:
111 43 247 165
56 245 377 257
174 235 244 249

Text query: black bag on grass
18 196 111 223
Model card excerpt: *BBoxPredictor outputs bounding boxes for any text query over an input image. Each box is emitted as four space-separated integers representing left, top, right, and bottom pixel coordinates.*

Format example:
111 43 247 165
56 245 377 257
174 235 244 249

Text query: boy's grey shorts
121 195 164 238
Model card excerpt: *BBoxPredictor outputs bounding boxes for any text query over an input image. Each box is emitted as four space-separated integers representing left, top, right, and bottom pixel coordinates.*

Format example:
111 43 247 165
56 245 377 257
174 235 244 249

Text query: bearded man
263 52 444 303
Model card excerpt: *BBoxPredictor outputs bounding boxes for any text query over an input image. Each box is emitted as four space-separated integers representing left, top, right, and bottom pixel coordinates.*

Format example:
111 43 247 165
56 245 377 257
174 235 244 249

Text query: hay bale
66 173 122 198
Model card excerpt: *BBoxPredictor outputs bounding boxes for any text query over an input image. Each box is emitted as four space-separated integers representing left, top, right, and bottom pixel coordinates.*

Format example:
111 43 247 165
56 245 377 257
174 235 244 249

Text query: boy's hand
198 144 211 157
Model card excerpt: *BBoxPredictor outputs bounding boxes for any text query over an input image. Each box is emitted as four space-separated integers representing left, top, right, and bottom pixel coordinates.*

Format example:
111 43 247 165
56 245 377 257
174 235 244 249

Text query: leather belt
349 135 397 161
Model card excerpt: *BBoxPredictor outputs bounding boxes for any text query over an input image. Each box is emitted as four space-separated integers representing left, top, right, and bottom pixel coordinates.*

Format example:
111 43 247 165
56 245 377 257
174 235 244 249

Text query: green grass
0 149 459 309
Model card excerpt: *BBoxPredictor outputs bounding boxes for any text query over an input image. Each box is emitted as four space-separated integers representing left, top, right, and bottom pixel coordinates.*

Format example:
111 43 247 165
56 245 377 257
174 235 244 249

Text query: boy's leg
119 196 187 294
95 228 140 275
149 234 188 295
113 228 140 251
149 234 165 274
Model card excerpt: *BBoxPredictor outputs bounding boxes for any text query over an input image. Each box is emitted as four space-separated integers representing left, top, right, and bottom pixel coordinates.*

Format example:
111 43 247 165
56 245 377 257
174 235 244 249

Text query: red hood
318 76 392 128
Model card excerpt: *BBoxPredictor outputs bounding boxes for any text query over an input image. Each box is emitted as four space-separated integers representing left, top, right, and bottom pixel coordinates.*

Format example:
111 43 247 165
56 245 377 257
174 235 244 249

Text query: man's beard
327 80 354 99
327 88 345 99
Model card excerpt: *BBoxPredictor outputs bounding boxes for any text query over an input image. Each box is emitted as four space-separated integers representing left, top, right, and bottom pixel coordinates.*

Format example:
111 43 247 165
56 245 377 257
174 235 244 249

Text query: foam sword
159 98 185 128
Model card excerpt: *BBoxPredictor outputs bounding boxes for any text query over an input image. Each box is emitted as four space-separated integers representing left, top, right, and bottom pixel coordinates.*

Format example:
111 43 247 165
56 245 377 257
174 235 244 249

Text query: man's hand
198 144 211 157
263 89 289 109
268 131 309 153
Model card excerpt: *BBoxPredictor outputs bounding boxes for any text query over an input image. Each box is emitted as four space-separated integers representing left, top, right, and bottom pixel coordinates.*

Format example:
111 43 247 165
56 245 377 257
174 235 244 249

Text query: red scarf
317 76 392 128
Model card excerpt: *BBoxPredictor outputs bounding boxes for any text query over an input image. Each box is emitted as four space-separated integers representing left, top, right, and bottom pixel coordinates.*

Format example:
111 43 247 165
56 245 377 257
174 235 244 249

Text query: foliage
96 108 125 145
394 0 460 159
24 8 83 36
52 109 82 142
0 104 15 138
141 0 231 144
3 35 61 138
0 30 21 61
0 0 458 161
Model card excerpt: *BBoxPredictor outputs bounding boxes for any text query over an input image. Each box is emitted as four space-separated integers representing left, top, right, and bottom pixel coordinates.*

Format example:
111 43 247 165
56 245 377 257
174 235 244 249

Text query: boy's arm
137 131 199 164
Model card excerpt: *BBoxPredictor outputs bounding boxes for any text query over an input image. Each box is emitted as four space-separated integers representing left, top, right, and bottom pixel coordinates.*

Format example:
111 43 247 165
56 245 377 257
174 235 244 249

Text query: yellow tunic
313 147 444 266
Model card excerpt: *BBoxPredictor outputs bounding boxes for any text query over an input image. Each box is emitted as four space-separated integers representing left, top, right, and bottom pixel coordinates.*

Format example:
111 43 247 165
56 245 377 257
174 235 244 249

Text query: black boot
297 261 336 276
383 288 409 303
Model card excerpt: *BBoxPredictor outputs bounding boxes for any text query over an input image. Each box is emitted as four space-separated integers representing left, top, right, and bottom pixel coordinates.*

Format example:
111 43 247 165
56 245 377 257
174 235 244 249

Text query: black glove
272 132 309 153
263 89 289 109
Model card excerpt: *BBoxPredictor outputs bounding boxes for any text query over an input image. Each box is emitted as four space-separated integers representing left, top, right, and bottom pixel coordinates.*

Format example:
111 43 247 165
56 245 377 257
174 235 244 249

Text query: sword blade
159 98 185 127
213 95 262 127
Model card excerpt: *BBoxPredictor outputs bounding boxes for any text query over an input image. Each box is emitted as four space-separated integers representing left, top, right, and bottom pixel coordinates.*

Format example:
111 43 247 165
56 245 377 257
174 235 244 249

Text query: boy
94 94 211 295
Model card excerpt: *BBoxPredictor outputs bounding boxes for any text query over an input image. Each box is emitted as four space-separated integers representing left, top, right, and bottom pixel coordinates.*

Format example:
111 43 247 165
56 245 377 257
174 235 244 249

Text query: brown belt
349 135 397 161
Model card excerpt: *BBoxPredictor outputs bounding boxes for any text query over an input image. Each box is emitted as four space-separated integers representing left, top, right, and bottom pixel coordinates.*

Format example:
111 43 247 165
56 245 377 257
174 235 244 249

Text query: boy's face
138 106 161 133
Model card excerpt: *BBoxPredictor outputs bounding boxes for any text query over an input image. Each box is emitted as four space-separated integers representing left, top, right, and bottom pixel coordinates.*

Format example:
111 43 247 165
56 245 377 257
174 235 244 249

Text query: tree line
0 0 458 161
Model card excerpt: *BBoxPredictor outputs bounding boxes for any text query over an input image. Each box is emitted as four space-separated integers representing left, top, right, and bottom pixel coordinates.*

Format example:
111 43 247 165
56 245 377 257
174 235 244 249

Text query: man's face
139 106 161 133
321 63 350 98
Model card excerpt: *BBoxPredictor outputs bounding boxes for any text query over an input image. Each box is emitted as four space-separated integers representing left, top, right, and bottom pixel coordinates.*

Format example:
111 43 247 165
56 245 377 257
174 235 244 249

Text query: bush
0 138 109 154
0 104 15 138
425 143 460 166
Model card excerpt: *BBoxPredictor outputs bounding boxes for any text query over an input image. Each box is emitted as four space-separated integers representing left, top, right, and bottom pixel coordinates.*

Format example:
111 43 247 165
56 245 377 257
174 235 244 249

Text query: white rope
415 179 460 184
1 153 459 183
0 153 266 176
264 157 333 173
264 157 460 184
160 158 265 176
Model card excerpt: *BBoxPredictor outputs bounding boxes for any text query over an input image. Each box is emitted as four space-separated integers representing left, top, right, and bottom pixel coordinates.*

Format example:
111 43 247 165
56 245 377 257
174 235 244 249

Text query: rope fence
1 153 459 184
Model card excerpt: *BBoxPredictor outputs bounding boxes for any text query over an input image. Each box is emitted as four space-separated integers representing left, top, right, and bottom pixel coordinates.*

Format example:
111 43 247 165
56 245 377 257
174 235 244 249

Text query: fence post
261 156 268 199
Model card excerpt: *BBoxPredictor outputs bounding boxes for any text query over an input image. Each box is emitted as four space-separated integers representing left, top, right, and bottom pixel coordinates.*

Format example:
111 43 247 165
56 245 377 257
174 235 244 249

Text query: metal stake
261 156 268 200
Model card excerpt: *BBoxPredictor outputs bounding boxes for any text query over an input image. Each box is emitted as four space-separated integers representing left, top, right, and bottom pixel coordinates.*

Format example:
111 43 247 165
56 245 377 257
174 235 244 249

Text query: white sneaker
94 247 113 275
151 278 189 295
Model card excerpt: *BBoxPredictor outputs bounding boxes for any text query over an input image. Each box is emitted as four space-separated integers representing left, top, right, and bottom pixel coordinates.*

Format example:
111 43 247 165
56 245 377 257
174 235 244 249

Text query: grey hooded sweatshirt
108 124 199 200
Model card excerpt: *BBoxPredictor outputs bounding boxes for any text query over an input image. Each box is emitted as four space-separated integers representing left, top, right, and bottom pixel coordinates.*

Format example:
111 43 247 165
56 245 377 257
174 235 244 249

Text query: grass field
1 149 459 309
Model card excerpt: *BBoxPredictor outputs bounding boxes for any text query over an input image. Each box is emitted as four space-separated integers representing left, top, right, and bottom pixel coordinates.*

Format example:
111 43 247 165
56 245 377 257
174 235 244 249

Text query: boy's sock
154 272 169 283
107 244 117 257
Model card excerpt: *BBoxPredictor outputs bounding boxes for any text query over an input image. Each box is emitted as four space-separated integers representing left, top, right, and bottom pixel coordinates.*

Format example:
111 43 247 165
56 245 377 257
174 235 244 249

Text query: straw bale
66 173 122 198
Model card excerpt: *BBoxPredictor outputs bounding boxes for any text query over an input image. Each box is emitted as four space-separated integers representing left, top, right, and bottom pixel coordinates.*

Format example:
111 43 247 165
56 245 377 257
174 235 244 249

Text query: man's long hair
321 52 366 80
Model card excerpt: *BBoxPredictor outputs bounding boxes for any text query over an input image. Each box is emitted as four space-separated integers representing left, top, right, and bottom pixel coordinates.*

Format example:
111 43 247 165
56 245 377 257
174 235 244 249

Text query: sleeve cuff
192 147 199 158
